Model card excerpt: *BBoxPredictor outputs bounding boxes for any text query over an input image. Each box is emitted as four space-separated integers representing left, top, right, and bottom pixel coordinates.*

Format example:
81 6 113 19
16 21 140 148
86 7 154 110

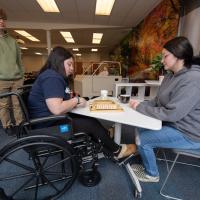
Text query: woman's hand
129 99 140 110
77 97 87 107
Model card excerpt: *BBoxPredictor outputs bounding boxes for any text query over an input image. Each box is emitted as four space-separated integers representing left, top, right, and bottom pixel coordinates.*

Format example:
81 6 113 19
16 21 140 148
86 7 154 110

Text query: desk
71 97 161 144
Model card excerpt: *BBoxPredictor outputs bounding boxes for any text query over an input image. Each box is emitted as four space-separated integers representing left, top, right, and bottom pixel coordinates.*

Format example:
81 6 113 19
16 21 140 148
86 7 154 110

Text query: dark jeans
69 113 119 153
34 113 120 153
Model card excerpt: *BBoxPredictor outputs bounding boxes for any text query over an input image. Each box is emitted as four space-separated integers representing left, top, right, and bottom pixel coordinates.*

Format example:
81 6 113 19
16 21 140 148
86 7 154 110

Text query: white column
46 30 51 55
180 7 200 55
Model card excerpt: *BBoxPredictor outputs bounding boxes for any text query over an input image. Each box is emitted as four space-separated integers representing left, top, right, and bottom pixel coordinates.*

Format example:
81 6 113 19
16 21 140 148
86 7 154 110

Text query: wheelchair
0 87 103 200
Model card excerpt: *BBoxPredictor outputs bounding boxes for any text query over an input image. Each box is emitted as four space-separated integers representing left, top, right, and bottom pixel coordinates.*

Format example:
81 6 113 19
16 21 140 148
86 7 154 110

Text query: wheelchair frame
0 89 102 200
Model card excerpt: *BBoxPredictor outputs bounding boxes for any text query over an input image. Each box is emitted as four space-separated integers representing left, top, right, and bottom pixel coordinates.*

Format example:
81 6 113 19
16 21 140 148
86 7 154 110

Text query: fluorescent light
14 30 40 42
91 49 98 52
92 39 101 44
92 33 103 44
35 52 42 55
95 0 115 15
73 48 79 51
36 0 60 12
93 33 103 39
75 53 82 56
60 31 75 43
60 32 72 38
20 47 28 50
66 38 75 43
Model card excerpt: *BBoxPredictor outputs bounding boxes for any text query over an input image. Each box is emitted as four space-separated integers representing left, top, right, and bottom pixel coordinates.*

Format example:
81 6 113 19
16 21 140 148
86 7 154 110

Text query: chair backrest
0 90 30 123
17 85 32 123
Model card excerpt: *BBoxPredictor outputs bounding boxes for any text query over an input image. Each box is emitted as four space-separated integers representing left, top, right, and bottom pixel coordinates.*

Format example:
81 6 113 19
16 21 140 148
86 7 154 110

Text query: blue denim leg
136 126 200 177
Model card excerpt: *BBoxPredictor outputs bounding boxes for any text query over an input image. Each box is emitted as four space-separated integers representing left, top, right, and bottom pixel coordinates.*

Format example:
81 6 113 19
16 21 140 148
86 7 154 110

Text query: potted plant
150 54 165 82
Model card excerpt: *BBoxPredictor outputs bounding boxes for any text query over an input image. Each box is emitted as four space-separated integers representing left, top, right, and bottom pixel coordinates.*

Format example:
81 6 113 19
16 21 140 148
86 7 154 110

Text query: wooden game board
89 99 123 112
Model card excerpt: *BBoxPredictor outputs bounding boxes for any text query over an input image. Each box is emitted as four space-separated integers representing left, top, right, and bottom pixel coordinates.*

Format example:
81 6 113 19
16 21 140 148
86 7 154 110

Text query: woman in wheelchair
28 46 135 159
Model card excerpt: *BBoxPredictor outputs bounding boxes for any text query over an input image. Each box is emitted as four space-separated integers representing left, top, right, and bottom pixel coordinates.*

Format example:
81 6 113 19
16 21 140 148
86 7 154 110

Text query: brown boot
117 144 136 159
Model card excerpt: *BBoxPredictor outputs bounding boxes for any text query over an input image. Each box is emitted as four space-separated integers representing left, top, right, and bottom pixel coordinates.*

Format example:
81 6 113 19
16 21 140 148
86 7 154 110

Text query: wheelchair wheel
0 135 78 200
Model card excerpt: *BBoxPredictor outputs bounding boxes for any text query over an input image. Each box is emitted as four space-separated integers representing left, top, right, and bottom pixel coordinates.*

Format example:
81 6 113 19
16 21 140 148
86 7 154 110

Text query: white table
71 97 161 144
70 97 161 197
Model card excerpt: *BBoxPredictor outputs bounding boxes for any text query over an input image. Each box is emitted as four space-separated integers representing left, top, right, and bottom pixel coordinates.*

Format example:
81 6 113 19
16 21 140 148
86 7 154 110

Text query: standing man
0 8 24 133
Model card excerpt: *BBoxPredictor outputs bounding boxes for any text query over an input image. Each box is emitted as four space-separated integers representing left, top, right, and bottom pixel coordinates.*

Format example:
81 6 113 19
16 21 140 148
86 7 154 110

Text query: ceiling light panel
14 30 40 42
95 0 115 15
36 0 60 12
20 47 28 50
93 33 103 39
35 52 42 55
92 39 101 44
92 33 103 44
60 31 75 43
73 48 79 51
91 49 98 52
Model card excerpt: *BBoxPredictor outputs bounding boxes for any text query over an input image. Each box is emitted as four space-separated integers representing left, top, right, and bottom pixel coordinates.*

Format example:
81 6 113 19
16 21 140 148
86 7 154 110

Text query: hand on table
77 97 87 107
129 99 140 110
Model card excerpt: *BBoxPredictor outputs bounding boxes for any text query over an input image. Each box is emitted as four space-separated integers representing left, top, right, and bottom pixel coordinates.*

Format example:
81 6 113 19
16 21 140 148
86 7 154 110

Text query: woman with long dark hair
129 36 200 182
28 46 135 159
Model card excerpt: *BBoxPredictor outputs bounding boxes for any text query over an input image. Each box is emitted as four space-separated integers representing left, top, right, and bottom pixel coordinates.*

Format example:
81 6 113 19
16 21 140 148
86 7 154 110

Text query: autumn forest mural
111 0 180 79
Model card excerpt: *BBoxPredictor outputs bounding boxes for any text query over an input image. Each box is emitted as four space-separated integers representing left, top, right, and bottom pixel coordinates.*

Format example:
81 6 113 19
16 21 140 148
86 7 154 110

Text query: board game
89 99 123 112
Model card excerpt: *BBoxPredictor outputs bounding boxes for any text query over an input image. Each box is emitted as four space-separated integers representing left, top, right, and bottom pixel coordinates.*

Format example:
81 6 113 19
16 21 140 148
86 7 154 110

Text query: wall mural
111 0 180 79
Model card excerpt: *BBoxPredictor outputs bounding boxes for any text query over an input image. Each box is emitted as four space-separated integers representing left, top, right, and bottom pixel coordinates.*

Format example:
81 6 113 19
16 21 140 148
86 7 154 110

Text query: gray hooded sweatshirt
136 65 200 142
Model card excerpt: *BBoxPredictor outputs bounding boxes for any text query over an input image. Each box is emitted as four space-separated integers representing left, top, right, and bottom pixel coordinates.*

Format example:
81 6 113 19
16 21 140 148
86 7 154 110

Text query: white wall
22 52 109 73
75 52 109 62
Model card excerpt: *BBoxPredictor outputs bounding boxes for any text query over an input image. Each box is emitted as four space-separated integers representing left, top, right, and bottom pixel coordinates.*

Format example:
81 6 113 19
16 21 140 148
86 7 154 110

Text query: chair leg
162 150 170 172
156 149 170 172
160 153 182 200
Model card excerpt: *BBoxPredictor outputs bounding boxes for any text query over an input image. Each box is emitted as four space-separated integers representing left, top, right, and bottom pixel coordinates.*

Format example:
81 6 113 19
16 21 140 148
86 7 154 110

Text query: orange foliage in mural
122 0 180 75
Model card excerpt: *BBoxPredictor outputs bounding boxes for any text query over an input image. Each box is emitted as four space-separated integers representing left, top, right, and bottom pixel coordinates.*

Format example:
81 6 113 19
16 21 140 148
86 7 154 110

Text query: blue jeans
136 126 200 177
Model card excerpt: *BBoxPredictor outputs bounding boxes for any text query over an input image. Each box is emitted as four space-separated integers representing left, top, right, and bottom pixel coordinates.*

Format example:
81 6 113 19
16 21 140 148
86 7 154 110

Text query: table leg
114 122 121 144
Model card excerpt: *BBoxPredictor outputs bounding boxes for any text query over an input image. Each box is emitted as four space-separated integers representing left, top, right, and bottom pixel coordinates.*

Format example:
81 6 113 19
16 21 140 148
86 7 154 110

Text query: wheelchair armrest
0 92 18 99
17 85 33 91
22 114 72 126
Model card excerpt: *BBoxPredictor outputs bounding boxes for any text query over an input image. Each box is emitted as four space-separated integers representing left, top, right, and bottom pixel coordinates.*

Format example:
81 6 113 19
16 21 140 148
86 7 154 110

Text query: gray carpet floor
0 125 200 200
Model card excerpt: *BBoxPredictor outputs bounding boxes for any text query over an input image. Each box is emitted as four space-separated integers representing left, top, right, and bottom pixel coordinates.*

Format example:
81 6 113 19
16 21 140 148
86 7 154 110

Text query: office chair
160 148 200 200
0 89 102 200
